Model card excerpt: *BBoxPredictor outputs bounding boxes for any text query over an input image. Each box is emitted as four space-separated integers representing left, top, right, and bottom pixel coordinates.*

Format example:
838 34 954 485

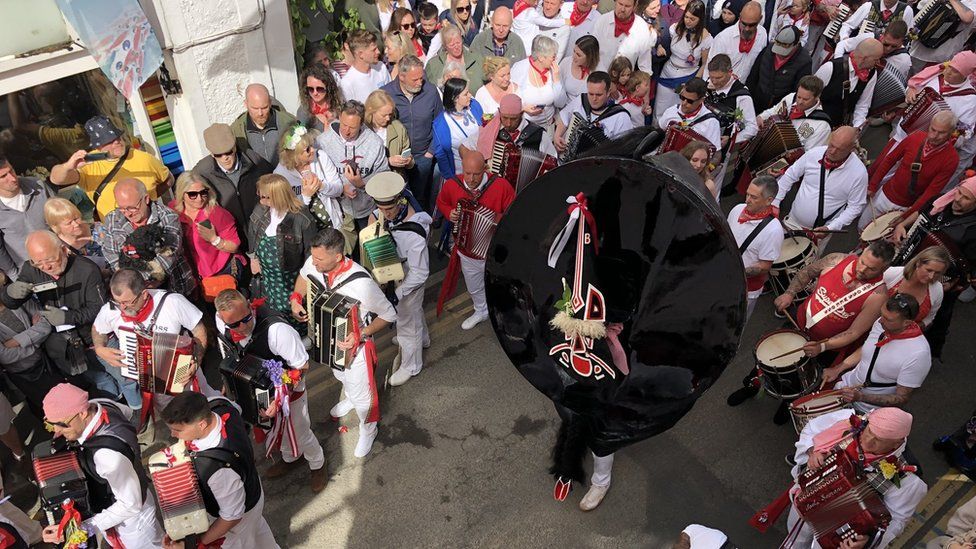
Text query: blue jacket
431 99 484 180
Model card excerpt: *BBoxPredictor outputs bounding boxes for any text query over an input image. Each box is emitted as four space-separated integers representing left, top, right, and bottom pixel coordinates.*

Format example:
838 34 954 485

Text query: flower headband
284 125 308 151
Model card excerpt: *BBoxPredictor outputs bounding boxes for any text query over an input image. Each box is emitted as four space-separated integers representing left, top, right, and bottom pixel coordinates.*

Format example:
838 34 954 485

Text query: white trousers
786 503 820 549
746 292 760 322
459 254 488 316
653 85 680 128
332 349 379 434
591 452 614 487
857 189 904 230
220 493 279 549
278 389 325 470
396 287 428 376
112 490 164 549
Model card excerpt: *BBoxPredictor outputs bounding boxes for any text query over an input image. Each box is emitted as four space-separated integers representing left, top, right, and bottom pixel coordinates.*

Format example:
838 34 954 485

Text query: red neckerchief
614 14 635 37
327 257 354 287
618 91 643 106
739 34 757 53
580 66 591 79
529 57 550 84
850 52 870 82
680 104 703 120
311 101 331 116
790 11 805 22
570 4 590 26
923 137 951 158
513 0 531 17
773 50 795 70
412 38 424 57
938 74 963 94
821 154 842 170
186 413 230 452
882 8 892 19
119 293 154 323
789 105 806 119
876 322 923 346
738 205 779 223
89 407 110 435
506 128 521 142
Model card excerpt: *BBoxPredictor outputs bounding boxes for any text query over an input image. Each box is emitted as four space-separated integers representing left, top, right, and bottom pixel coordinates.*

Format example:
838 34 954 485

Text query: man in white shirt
40 383 164 549
291 228 397 457
727 177 785 320
908 0 976 74
757 75 833 150
564 0 601 49
339 29 391 103
92 269 219 426
535 0 572 59
774 126 868 239
706 54 758 188
707 2 768 81
592 0 656 71
658 77 723 151
214 290 327 493
554 71 634 155
822 293 931 413
833 20 911 79
838 0 914 41
814 37 883 128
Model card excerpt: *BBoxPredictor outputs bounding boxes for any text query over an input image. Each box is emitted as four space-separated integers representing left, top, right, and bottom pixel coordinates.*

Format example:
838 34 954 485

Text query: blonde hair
257 174 303 214
277 126 321 171
214 289 248 312
174 172 217 213
482 55 511 81
624 70 652 95
385 31 413 61
43 198 84 231
903 246 951 281
364 90 396 129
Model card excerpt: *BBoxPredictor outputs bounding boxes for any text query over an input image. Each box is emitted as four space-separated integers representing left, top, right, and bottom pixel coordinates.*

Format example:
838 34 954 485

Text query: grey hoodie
316 123 390 219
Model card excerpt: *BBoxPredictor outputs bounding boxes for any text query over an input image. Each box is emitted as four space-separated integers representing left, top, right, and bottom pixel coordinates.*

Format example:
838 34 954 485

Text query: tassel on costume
750 485 793 533
549 417 590 501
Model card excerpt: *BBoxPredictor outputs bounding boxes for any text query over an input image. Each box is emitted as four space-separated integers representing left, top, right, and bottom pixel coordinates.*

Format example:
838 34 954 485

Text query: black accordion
32 439 92 526
911 0 961 48
307 277 360 370
218 353 274 429
894 214 972 288
742 121 803 176
560 113 609 164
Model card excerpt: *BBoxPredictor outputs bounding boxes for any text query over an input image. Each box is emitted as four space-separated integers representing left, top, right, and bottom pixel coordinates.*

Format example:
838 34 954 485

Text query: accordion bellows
359 221 404 285
148 442 210 541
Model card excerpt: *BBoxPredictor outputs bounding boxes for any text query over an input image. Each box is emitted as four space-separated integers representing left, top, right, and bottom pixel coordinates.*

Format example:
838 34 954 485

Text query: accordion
742 121 804 175
823 4 852 44
32 440 91 525
137 331 195 395
869 62 908 117
899 87 950 136
560 113 609 163
490 140 557 194
307 277 360 370
894 214 972 286
912 0 961 48
454 199 497 261
794 449 891 548
148 442 210 541
218 353 274 428
659 124 715 157
358 220 404 285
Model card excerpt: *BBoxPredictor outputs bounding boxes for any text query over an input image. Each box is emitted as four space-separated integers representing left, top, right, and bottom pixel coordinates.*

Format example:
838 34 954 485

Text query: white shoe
579 484 609 511
330 399 353 419
392 336 400 346
389 368 414 386
354 425 378 457
461 312 488 330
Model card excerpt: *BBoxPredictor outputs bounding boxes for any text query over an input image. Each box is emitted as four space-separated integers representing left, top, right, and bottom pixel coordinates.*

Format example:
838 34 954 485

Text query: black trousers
5 363 64 419
926 288 960 359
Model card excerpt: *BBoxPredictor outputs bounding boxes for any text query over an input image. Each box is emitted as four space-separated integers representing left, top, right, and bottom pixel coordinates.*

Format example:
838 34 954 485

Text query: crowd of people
1 0 976 545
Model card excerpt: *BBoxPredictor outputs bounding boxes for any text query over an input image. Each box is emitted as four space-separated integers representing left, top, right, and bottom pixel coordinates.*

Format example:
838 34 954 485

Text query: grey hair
439 60 467 87
440 24 462 42
398 54 424 74
933 110 959 128
752 175 779 199
531 35 558 59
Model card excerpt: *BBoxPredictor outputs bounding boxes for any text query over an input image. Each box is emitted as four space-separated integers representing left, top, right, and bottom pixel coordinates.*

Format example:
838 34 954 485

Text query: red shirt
868 131 958 216
436 175 516 221
796 255 883 341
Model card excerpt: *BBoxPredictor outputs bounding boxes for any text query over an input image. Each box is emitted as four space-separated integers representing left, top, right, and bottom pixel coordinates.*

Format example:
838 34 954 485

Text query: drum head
755 330 809 367
485 155 746 455
860 211 902 242
776 234 814 264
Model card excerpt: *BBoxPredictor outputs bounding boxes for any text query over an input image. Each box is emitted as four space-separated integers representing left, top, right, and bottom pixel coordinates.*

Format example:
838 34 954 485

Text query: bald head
826 126 858 163
491 7 513 41
493 6 513 24
929 110 958 147
739 2 763 38
245 83 273 127
114 178 147 201
853 38 884 70
461 151 487 188
25 230 67 275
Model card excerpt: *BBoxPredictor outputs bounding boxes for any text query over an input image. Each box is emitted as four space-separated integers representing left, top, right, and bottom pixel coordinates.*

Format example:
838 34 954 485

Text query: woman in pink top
171 172 243 281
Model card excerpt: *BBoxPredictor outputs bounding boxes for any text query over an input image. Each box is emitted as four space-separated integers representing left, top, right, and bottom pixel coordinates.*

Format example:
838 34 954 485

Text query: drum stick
767 338 827 361
807 228 848 234
783 308 801 331
868 194 877 223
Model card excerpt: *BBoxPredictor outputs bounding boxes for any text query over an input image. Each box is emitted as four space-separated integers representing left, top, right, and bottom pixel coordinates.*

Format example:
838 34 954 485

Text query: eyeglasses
456 5 470 11
401 22 417 29
679 95 699 103
113 291 146 309
185 189 209 199
225 312 253 329
118 203 145 213
740 20 760 28
306 86 327 94
213 150 235 158
29 253 62 268
45 413 79 430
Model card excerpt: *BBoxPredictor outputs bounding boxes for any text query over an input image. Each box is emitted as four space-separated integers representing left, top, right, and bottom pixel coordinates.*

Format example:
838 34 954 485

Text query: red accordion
659 124 715 157
32 440 91 524
899 87 951 136
120 329 195 395
454 199 497 260
490 141 557 194
794 449 891 548
149 444 210 541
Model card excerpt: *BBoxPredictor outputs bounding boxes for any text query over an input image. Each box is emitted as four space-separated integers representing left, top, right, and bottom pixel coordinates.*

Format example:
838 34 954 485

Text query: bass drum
485 153 746 455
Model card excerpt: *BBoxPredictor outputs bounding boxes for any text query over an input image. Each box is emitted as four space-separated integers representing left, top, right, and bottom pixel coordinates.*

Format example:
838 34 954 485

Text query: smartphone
84 152 109 162
197 219 213 230
32 281 57 294
401 148 412 158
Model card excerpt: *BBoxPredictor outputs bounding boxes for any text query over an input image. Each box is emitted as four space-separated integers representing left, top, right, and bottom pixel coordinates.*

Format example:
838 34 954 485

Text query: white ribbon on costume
547 194 585 269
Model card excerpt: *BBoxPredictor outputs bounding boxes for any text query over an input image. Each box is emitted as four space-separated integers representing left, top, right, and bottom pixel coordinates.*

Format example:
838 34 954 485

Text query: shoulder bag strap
738 216 776 254
91 147 131 222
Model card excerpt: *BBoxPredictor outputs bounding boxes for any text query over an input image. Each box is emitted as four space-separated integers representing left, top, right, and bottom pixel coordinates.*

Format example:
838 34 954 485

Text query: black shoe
727 385 760 406
933 436 953 452
785 453 797 467
773 401 791 425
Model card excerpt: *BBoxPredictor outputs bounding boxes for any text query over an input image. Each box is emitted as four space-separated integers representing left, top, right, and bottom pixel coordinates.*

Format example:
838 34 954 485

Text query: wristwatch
211 236 222 247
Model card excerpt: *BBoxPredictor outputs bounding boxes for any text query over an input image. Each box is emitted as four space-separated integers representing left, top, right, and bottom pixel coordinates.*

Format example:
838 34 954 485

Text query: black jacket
191 149 273 252
747 46 814 113
247 205 317 273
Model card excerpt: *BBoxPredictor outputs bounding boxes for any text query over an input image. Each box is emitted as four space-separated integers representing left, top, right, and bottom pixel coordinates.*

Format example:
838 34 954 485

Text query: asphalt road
258 210 976 548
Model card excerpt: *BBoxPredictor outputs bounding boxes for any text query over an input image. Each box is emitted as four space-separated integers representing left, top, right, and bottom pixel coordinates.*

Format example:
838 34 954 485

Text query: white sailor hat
365 172 407 205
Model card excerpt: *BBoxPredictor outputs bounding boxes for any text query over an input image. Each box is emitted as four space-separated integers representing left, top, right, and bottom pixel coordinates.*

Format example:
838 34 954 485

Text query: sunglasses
306 86 327 94
401 22 417 29
679 95 699 103
213 150 234 158
185 189 209 199
740 20 759 28
226 312 253 329
45 413 80 430
456 5 470 11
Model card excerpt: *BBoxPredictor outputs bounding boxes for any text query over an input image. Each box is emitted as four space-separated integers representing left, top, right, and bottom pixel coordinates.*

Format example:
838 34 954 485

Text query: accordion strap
328 271 372 293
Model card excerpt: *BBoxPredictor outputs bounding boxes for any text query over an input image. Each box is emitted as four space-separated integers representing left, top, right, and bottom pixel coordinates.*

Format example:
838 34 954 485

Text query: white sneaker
330 399 353 419
461 312 488 330
579 484 609 511
389 368 414 386
354 425 378 457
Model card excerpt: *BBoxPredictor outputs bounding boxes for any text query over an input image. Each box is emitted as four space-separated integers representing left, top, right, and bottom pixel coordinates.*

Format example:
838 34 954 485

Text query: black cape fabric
485 154 746 456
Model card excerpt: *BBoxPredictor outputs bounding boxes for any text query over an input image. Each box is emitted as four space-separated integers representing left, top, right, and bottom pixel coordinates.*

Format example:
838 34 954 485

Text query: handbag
201 254 241 302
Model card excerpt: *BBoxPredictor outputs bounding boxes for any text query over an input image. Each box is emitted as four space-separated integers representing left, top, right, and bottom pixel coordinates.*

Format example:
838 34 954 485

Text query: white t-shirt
661 24 713 79
0 193 27 212
727 204 785 298
591 11 657 72
340 63 392 103
838 319 931 410
882 266 944 327
511 58 566 127
558 57 588 104
707 25 767 81
93 289 203 337
558 95 634 140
